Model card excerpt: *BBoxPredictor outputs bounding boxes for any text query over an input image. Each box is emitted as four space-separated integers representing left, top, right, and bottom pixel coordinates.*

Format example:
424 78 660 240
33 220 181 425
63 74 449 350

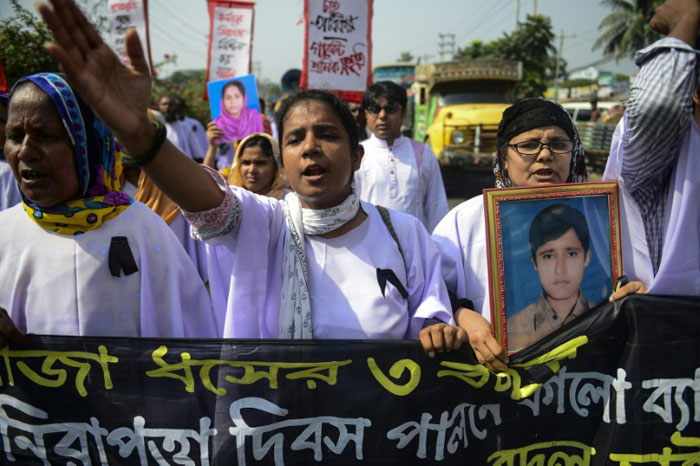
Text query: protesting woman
432 99 646 371
26 0 465 355
0 72 218 344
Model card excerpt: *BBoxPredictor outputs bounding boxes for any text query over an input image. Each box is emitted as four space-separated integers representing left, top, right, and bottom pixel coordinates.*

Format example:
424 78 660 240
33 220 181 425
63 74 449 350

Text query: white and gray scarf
280 192 360 338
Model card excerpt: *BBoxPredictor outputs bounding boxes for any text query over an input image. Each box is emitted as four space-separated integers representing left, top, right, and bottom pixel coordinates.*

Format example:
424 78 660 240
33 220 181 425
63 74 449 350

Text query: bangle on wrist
121 119 167 167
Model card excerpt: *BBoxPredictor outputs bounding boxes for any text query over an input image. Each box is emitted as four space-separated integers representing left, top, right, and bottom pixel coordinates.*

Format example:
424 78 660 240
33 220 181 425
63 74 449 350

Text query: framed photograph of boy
484 182 623 354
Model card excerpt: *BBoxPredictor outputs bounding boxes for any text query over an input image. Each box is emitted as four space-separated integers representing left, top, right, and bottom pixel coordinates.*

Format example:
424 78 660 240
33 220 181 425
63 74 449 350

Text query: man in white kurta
355 81 448 232
0 201 218 338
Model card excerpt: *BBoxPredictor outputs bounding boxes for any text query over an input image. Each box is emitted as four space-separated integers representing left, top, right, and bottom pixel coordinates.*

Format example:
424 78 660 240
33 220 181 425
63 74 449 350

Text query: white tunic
432 195 493 321
604 116 700 295
0 161 21 211
205 188 454 339
356 134 449 232
165 120 206 160
0 202 218 338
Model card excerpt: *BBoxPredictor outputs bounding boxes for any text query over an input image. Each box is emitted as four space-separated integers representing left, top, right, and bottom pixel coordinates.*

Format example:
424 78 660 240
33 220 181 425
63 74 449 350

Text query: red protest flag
301 0 373 103
204 0 256 100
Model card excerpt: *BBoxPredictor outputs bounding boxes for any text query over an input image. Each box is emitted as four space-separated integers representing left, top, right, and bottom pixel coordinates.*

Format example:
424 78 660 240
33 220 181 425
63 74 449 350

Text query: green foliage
594 0 663 60
0 0 59 87
397 51 415 62
454 15 560 99
0 0 107 88
454 40 500 60
561 78 598 88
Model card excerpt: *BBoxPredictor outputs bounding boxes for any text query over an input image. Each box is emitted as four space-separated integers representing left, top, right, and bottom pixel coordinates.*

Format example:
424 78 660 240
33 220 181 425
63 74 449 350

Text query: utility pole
532 0 537 15
553 29 576 101
514 0 520 31
438 33 456 62
253 61 262 78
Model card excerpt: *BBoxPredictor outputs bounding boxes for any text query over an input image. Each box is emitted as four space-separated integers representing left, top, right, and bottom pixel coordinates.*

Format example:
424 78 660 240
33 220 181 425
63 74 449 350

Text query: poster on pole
205 0 255 89
106 0 154 75
301 0 373 102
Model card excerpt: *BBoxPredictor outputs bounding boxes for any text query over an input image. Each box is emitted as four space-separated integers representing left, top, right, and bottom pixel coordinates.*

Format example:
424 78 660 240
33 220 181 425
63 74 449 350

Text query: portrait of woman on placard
212 79 263 143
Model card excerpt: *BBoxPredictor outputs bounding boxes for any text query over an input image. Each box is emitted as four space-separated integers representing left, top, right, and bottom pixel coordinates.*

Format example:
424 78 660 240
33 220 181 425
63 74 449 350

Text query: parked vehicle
412 59 521 171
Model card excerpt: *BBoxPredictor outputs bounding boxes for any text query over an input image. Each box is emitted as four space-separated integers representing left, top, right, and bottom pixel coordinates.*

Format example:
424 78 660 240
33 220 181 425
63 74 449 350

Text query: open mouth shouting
302 164 328 183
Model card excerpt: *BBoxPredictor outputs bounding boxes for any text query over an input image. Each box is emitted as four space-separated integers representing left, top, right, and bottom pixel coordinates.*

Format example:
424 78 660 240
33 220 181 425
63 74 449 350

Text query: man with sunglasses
354 81 448 232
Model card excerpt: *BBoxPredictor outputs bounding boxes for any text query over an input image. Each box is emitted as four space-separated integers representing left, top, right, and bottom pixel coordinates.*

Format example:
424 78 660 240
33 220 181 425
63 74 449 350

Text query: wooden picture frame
484 182 622 354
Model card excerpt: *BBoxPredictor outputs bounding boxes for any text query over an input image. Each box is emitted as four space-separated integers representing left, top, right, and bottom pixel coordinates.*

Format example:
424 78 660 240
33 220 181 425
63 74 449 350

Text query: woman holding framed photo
432 99 646 370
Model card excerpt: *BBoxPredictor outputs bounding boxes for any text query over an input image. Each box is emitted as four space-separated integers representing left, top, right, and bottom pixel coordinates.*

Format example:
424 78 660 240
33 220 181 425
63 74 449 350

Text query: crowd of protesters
0 0 697 370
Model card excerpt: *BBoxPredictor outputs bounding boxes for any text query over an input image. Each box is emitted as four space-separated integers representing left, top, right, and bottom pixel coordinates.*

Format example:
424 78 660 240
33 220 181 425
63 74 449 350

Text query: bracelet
121 119 167 167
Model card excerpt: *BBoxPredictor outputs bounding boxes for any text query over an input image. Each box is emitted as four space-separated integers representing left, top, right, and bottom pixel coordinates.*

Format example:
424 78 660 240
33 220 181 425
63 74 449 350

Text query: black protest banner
0 295 698 465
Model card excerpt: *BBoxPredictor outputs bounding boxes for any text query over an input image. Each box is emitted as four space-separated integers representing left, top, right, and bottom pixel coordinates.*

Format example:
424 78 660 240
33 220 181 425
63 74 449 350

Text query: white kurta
0 161 21 211
604 116 700 295
355 134 449 232
432 195 493 321
165 120 206 160
205 187 454 339
0 202 218 338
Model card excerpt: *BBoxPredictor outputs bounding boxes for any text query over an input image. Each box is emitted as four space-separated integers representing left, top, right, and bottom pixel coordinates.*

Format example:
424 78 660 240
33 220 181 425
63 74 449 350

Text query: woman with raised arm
28 0 466 355
0 72 218 344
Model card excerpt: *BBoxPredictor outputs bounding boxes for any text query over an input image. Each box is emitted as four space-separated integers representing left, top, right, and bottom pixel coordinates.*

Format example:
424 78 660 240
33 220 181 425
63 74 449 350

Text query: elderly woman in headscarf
0 92 22 211
432 98 644 371
0 73 218 344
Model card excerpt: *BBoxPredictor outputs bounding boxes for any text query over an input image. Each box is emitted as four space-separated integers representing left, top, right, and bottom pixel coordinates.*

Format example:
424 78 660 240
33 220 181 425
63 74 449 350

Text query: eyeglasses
509 140 574 156
366 104 402 116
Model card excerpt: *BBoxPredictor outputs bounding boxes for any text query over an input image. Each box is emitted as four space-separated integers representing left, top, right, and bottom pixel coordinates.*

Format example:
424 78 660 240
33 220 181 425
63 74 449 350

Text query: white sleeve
420 144 449 232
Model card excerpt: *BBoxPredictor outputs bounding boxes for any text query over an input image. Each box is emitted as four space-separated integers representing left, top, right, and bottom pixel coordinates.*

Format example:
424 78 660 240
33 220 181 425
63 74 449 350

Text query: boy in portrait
506 204 593 351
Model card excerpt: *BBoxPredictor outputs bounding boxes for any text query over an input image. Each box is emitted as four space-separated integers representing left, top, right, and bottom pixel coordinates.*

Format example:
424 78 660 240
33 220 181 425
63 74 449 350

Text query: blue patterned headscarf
9 73 132 235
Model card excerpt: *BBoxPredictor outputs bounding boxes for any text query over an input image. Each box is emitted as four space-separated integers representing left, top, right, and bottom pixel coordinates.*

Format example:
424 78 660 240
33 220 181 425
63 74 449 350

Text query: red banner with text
301 0 373 102
205 0 255 98
106 0 155 75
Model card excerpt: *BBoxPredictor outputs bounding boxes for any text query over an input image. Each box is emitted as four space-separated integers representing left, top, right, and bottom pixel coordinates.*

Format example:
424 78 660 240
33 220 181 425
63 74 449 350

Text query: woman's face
5 84 79 208
223 84 244 118
239 145 276 195
281 100 363 209
503 125 572 187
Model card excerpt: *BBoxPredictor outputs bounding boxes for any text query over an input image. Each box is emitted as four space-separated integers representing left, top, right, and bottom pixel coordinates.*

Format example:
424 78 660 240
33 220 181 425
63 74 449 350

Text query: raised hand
649 0 700 45
37 0 154 153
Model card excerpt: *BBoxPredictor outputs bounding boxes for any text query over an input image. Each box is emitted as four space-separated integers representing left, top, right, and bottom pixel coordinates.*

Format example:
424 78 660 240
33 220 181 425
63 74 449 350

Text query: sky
2 0 639 83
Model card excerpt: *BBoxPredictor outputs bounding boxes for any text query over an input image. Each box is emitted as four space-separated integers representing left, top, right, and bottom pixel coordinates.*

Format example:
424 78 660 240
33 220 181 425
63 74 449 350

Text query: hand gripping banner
205 1 255 86
106 0 155 75
301 0 373 103
0 295 699 464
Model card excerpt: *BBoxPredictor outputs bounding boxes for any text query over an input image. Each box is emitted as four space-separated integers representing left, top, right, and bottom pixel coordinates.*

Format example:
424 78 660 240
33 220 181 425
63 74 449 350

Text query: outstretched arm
37 0 223 212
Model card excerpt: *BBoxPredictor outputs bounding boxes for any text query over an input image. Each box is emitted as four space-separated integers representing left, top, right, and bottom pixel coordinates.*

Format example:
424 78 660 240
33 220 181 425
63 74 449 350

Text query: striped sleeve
620 38 698 212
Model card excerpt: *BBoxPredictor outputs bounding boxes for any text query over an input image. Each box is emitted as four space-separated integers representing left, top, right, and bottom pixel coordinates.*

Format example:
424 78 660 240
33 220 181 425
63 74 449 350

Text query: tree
454 15 559 98
454 40 500 60
397 51 414 62
0 0 107 87
0 0 59 87
594 0 663 60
